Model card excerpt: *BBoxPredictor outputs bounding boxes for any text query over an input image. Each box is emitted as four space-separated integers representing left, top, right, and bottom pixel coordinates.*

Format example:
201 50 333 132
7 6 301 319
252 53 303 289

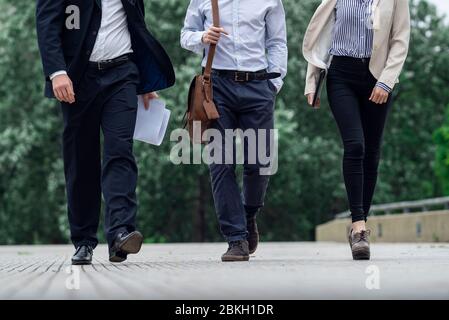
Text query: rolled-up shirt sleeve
265 0 288 93
180 0 207 55
375 82 392 93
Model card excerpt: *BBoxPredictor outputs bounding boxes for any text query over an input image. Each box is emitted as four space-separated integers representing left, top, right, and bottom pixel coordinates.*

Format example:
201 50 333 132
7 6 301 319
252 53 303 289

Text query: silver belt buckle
98 58 113 70
234 72 249 82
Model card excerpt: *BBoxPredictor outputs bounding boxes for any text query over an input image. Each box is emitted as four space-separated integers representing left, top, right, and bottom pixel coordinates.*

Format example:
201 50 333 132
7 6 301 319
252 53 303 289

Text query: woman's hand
202 26 229 45
369 87 389 104
306 93 320 108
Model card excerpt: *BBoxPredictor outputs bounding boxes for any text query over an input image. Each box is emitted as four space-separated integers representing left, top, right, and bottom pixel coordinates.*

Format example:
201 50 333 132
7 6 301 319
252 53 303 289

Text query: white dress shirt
50 0 133 80
180 0 288 92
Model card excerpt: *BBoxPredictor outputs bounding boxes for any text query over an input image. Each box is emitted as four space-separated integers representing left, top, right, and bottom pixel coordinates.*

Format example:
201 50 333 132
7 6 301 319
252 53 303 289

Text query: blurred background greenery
0 0 449 245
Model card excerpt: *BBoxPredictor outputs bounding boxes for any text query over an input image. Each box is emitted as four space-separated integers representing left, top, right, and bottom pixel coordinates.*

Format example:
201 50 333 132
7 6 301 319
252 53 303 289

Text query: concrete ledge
316 210 449 242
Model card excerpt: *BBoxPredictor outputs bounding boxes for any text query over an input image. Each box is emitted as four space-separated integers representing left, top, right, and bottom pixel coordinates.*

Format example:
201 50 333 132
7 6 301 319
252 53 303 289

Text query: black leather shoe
109 231 143 263
109 250 128 263
72 245 93 265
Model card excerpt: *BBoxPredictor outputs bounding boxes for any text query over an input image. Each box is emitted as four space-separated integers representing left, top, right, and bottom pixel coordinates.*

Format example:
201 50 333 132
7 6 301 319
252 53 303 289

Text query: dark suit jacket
36 0 175 98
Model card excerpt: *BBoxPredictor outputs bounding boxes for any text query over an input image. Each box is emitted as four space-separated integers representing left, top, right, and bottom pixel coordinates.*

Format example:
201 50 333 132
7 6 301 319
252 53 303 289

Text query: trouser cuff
244 205 260 218
73 240 98 249
351 213 366 223
226 234 248 243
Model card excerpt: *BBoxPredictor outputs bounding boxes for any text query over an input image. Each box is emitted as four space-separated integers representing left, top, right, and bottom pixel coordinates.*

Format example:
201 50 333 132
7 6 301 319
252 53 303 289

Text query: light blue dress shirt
180 0 288 92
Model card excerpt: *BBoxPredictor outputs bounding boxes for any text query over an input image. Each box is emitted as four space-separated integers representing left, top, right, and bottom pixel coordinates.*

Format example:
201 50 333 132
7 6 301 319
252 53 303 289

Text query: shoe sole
248 237 258 255
119 231 144 254
352 248 371 260
247 235 259 255
221 255 250 262
109 255 127 263
71 260 92 265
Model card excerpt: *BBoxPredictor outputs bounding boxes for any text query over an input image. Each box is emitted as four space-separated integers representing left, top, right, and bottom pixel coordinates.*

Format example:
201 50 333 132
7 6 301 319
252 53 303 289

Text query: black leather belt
332 55 371 65
88 54 131 71
211 69 281 82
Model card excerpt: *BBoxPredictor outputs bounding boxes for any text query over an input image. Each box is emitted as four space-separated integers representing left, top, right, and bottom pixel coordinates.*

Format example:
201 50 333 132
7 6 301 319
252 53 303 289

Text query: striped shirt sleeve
375 82 392 93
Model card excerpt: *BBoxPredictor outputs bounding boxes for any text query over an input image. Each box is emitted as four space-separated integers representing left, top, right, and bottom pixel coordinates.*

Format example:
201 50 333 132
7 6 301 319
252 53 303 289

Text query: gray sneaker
221 240 250 262
348 229 371 260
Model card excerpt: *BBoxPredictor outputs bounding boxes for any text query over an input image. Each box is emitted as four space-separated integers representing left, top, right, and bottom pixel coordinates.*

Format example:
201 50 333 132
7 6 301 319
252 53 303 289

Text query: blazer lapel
371 0 381 30
302 0 337 68
95 0 101 8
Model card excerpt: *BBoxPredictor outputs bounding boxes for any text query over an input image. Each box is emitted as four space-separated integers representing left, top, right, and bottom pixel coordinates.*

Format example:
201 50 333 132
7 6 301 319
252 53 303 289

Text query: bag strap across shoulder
203 0 219 82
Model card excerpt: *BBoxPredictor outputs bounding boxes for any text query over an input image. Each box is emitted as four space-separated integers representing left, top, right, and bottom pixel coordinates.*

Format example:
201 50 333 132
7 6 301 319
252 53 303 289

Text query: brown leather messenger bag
184 0 220 144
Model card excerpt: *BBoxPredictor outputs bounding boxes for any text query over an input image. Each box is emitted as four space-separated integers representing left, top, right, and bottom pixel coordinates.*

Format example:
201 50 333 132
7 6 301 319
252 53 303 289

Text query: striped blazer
302 0 410 96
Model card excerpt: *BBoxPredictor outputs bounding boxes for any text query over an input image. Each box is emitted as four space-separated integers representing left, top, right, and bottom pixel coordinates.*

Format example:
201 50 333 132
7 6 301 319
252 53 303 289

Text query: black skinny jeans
326 56 392 223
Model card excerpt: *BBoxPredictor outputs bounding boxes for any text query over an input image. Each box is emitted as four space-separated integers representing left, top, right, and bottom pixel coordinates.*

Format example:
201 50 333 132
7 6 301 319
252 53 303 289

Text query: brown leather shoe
247 217 259 254
348 229 371 260
221 240 250 262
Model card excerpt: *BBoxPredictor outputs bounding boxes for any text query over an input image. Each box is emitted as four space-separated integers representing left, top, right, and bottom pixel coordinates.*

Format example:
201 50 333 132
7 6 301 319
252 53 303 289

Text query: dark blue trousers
61 61 140 249
209 74 276 242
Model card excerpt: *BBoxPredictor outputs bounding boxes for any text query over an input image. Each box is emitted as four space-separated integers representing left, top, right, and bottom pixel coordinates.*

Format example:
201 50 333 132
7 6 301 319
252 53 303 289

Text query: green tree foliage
0 0 448 244
381 0 449 202
434 105 449 194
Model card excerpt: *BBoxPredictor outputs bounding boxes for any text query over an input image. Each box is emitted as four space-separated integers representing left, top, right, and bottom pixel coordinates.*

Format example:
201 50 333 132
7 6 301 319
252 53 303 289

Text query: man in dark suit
36 0 175 265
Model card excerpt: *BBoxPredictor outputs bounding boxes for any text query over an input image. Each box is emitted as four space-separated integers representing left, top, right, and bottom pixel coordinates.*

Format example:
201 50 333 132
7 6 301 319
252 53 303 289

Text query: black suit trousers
61 61 140 248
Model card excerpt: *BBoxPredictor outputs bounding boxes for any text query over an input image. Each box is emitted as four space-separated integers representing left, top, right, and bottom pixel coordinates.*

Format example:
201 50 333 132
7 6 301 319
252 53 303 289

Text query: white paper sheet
133 97 171 146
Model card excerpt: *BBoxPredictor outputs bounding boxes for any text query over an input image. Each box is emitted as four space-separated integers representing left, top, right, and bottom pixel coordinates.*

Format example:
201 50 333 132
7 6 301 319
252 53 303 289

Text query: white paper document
133 97 171 146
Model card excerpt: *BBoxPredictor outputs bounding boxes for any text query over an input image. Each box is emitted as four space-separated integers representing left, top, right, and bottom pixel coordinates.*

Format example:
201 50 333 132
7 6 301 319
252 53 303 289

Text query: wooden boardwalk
1 242 449 299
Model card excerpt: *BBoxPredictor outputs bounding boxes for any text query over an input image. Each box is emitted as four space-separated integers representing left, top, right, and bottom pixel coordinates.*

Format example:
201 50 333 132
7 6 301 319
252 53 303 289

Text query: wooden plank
0 243 448 299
